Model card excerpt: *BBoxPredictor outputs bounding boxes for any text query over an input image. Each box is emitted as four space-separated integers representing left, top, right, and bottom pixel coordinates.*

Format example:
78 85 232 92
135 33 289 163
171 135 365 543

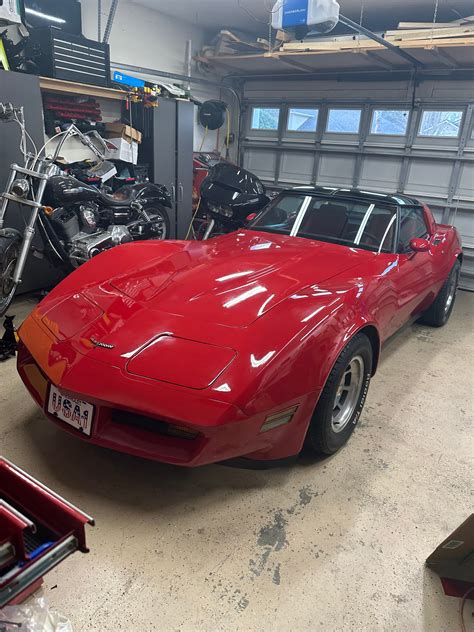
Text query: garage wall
79 0 228 154
240 77 474 289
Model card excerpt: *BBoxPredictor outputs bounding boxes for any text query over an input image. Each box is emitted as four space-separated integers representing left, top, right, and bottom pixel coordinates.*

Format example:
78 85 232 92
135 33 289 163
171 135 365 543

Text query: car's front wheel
306 333 373 456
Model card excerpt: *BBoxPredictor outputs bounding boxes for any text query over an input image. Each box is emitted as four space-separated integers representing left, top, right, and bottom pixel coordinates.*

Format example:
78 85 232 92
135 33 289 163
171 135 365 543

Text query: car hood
104 230 366 328
31 231 370 392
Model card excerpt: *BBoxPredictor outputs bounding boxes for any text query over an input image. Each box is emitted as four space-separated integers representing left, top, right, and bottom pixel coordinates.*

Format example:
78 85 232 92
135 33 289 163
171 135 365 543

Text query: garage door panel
279 152 315 184
405 160 453 198
318 155 356 187
243 150 277 181
458 163 474 201
359 157 401 191
454 210 474 244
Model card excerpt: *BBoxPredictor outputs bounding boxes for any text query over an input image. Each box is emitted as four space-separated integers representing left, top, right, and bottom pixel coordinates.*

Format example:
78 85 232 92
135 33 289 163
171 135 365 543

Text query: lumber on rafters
385 25 474 41
396 16 474 29
281 36 474 53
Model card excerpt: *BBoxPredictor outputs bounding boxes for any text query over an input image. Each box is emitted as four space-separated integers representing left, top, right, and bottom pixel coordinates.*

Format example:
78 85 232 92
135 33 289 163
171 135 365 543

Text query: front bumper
17 307 317 466
17 345 278 467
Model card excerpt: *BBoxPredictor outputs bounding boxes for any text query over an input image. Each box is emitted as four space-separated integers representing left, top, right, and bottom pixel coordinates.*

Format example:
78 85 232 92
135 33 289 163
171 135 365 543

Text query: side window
398 207 429 252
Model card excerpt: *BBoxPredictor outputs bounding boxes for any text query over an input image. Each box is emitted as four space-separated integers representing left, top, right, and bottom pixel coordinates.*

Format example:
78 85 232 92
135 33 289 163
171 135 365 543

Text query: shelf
199 39 474 78
39 76 128 101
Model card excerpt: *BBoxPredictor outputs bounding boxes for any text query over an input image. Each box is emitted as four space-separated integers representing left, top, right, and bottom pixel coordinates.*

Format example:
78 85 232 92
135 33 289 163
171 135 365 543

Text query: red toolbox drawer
0 457 94 607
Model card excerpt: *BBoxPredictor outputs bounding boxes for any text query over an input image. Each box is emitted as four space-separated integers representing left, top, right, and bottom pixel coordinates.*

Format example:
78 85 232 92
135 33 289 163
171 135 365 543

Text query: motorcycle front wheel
0 235 21 317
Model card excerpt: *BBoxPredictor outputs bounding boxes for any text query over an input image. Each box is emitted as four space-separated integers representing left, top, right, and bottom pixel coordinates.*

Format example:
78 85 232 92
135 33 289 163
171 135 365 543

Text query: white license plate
47 385 94 436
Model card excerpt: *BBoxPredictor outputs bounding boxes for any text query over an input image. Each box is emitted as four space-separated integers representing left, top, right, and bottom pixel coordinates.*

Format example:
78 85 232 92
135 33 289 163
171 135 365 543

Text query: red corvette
17 187 462 467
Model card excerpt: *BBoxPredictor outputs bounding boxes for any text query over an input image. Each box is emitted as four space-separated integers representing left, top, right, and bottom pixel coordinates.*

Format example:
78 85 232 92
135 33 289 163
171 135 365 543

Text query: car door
391 205 435 330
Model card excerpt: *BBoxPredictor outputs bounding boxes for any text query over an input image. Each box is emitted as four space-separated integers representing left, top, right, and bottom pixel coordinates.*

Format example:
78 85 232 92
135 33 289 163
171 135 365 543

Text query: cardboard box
0 1 23 26
426 514 474 582
105 123 142 144
104 138 139 165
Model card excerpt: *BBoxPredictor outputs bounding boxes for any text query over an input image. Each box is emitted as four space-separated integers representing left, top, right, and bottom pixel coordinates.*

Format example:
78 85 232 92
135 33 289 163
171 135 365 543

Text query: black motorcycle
0 102 171 316
199 163 270 239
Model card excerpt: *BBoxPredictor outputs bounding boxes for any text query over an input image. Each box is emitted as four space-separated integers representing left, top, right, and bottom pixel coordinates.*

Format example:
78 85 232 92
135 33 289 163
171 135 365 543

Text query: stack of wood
385 15 474 43
281 15 474 53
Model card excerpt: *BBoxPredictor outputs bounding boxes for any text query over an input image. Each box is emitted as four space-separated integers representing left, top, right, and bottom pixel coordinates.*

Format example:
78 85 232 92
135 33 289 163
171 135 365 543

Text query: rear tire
306 333 373 456
144 204 170 241
0 235 20 317
419 260 461 328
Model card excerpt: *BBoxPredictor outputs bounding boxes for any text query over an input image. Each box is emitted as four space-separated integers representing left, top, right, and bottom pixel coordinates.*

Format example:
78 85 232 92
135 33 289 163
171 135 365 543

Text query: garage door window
419 110 463 137
327 109 362 134
287 108 319 132
371 110 409 135
251 107 280 131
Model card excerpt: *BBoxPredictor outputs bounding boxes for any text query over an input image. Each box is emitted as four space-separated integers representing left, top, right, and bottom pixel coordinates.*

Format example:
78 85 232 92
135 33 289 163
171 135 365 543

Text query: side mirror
246 213 257 223
410 238 430 253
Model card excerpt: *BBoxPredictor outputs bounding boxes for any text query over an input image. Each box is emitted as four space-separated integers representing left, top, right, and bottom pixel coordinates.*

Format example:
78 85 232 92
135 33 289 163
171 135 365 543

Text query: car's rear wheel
418 260 461 328
306 333 373 456
143 204 170 241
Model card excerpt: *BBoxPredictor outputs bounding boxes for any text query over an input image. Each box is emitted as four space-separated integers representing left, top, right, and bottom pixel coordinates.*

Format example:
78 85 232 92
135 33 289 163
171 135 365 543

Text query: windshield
250 193 397 253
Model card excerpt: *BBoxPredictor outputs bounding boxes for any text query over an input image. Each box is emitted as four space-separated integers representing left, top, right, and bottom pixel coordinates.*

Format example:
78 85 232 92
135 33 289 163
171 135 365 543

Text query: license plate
47 385 94 436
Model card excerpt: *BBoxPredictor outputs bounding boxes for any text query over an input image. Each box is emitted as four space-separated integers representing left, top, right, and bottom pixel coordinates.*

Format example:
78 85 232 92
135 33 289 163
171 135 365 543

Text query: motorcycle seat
98 187 137 207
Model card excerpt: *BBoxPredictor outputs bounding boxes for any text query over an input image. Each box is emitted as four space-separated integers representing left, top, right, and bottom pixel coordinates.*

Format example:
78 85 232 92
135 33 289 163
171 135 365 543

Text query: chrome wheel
332 355 365 433
150 211 168 240
444 271 458 315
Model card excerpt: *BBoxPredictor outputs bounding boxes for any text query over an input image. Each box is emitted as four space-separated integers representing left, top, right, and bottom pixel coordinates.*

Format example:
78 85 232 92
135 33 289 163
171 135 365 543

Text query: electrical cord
185 196 202 241
199 126 209 152
430 0 440 44
222 107 231 158
237 0 269 25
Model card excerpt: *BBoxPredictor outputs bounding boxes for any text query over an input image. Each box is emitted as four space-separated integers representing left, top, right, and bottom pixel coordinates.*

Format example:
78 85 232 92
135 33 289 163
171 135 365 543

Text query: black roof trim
285 186 422 207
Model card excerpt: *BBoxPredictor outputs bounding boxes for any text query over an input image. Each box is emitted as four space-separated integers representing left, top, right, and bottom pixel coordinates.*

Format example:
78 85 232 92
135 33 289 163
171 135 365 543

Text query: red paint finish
17 200 462 466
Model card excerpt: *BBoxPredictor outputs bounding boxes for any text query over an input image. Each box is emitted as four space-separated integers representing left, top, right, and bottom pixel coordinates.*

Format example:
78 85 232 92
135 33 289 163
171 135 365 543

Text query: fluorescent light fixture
25 8 66 24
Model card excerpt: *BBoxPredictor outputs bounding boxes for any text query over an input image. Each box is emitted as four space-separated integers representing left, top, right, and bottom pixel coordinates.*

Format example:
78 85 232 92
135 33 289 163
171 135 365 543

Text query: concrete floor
1 292 473 632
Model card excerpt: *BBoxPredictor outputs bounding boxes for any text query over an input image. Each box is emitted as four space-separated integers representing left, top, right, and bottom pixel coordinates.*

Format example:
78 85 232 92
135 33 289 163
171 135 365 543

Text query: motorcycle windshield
205 163 266 196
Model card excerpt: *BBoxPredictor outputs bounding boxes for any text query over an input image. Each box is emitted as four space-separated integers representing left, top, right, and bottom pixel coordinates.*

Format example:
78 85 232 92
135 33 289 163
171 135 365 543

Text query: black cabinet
0 70 63 293
26 28 111 87
150 98 194 239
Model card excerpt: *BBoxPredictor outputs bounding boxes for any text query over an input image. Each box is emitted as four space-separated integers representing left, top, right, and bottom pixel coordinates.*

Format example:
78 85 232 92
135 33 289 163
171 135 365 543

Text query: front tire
306 333 373 456
0 235 21 317
418 260 461 328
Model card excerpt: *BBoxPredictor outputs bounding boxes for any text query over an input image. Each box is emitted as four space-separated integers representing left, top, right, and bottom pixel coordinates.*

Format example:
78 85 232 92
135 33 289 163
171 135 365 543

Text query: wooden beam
275 54 317 72
281 36 474 52
364 50 398 70
386 25 474 42
428 47 459 68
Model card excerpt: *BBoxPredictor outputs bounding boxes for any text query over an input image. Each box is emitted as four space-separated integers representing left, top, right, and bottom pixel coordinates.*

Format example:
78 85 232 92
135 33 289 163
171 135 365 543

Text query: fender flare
318 319 382 393
135 184 172 209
